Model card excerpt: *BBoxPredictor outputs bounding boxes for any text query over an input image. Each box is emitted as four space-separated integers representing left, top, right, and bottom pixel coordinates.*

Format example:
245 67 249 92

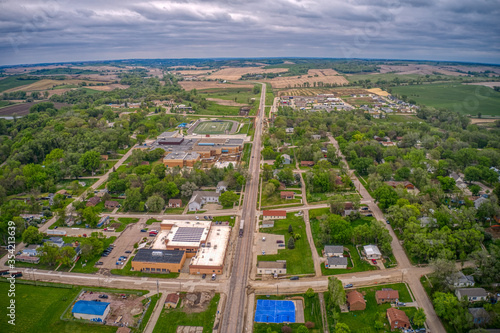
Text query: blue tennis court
254 299 296 323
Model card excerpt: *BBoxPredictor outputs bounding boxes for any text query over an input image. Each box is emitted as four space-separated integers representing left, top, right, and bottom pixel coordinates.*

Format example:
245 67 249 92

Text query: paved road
220 83 266 333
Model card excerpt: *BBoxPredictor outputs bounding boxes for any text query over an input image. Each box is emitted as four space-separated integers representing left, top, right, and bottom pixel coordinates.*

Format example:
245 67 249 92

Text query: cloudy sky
0 0 499 66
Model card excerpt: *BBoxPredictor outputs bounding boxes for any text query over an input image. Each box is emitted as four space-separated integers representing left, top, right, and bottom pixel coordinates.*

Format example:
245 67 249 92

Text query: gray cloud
0 0 498 66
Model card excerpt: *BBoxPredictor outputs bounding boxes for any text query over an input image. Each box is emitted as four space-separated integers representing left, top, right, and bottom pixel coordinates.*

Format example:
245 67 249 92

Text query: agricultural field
198 87 258 105
0 76 40 93
3 79 107 93
391 82 500 116
377 64 466 76
84 83 130 91
208 66 288 81
179 81 254 91
0 101 72 117
264 69 349 89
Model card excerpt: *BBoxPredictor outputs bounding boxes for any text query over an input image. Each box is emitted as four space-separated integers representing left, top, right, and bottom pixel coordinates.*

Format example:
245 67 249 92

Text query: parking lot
257 233 285 255
98 218 146 270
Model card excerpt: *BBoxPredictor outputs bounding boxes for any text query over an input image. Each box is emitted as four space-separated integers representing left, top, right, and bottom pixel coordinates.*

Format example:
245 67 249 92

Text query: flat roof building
163 151 200 168
131 249 186 274
72 300 110 322
189 225 231 275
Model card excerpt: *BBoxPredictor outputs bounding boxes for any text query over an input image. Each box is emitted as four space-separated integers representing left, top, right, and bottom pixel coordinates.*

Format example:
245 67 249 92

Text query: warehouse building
131 249 186 273
72 300 110 322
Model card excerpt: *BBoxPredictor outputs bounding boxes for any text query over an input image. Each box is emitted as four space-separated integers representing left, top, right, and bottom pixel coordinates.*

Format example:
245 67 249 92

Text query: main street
220 83 266 333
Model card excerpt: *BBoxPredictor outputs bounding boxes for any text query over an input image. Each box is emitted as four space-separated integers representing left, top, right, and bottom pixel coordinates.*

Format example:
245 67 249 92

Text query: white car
196 216 199 220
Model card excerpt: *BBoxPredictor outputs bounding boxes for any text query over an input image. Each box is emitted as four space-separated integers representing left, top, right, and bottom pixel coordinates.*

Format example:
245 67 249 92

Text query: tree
464 166 481 182
79 151 101 174
80 237 104 260
288 224 293 233
57 246 76 267
180 182 198 198
22 226 43 244
334 323 351 333
469 184 481 196
328 277 346 309
373 185 398 210
145 195 165 212
152 164 166 179
37 243 60 266
413 308 426 327
287 236 295 249
220 191 238 208
351 157 373 175
124 188 142 211
296 326 309 333
82 207 99 228
329 195 346 215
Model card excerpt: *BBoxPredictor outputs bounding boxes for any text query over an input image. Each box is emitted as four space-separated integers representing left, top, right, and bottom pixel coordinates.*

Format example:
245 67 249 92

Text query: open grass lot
0 76 40 92
257 213 315 275
333 283 415 333
212 215 236 227
110 255 179 278
198 87 258 104
66 236 116 274
261 192 302 207
152 293 220 333
192 120 234 134
0 282 118 333
253 293 324 333
114 217 139 232
307 191 360 204
391 83 500 116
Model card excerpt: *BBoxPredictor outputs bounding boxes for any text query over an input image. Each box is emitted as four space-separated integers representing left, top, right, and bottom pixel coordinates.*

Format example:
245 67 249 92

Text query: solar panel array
172 227 205 243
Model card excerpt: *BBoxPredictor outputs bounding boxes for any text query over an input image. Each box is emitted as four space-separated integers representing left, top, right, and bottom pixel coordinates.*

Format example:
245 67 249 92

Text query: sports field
193 120 235 134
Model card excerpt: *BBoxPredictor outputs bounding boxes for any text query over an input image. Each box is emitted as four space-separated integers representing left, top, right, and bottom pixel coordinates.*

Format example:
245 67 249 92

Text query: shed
164 293 180 309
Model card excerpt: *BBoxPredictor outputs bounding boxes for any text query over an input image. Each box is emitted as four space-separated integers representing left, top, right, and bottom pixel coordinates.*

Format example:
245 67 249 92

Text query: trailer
239 219 244 238
46 229 67 236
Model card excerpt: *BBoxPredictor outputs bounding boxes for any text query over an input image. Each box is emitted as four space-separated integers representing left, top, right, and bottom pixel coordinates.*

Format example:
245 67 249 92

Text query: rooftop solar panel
172 227 205 243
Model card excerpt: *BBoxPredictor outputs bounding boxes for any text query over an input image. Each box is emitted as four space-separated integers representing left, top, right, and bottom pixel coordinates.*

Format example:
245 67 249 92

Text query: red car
371 259 377 264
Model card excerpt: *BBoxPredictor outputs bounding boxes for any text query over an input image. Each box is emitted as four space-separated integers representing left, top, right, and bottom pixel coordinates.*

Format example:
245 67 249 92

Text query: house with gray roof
447 271 475 288
325 257 348 269
216 181 228 193
474 197 488 209
281 154 291 165
324 245 344 257
188 191 220 211
455 288 488 302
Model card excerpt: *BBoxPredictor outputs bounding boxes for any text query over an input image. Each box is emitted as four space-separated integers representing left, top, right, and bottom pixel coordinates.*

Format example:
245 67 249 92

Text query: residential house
324 245 344 257
188 191 220 211
469 307 491 326
280 191 296 200
342 202 357 216
301 161 315 167
44 237 65 248
164 293 180 309
311 134 321 140
56 189 68 196
376 289 399 304
257 261 287 275
385 181 415 189
387 308 410 330
86 196 101 207
325 257 348 269
282 154 291 165
100 154 109 160
21 245 40 257
168 199 183 208
263 210 287 220
447 271 475 288
261 220 274 228
474 197 488 210
216 181 228 193
381 141 397 147
346 291 366 311
364 245 382 259
455 288 488 302
285 127 294 134
105 201 120 210
450 172 464 183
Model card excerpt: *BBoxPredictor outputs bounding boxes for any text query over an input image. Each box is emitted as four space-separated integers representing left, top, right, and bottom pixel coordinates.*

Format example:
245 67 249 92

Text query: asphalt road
220 83 266 333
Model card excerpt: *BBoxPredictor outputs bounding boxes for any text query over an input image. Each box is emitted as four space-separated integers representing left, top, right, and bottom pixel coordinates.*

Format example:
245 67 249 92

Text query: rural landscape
0 0 499 333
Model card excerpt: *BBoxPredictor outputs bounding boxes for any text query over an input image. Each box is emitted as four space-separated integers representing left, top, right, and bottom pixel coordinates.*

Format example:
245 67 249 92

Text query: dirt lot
470 118 500 124
179 81 254 91
0 101 71 116
180 291 215 314
206 98 247 106
77 290 146 326
264 69 348 89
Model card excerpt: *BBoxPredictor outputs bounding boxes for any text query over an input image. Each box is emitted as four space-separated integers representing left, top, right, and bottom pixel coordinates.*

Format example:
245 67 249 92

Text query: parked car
262 237 266 241
209 216 213 220
83 234 87 237
211 273 216 281
125 250 132 253
204 216 208 220
386 220 390 224
54 226 58 229
140 229 147 232
371 259 377 264
344 284 353 288
101 253 108 257
397 302 406 306
98 294 109 299
196 216 200 220
95 262 103 265
262 251 266 255
365 214 373 217
202 274 206 279
290 276 299 280
276 240 283 243
278 244 285 247
361 207 368 210
116 261 123 265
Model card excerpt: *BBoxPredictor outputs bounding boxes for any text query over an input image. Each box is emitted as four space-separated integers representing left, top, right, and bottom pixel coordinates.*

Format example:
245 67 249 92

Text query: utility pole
157 279 159 295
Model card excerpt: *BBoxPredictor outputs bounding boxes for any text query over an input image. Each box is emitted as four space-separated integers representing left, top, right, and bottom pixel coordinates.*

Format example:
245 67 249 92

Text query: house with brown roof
86 196 101 207
105 201 120 210
280 191 296 200
100 154 109 160
263 210 287 220
56 189 68 196
376 289 399 304
385 181 415 189
164 293 180 309
346 290 366 311
342 202 357 216
387 308 410 330
301 161 315 167
168 199 183 208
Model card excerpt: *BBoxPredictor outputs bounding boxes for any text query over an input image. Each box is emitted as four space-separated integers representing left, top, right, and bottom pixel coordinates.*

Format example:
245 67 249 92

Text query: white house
364 245 382 259
216 181 228 193
326 257 348 269
257 261 287 275
188 191 220 211
455 288 488 302
72 300 110 322
324 245 344 257
285 127 294 133
447 271 475 288
311 134 321 140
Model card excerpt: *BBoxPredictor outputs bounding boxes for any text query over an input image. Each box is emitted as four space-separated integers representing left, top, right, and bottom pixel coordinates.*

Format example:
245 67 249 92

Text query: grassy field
0 76 40 93
391 83 500 116
110 255 179 278
66 236 116 274
113 217 139 232
192 120 234 134
261 192 302 207
253 293 324 333
203 103 240 115
334 283 415 333
257 213 315 275
212 215 236 227
152 293 220 333
0 282 117 333
198 87 258 104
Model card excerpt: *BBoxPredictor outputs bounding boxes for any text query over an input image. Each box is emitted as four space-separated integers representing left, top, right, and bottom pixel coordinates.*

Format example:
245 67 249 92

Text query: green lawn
257 213 315 275
0 282 117 333
152 293 220 333
192 120 234 134
335 283 414 333
114 217 139 232
241 143 252 166
0 100 15 108
68 236 116 273
391 82 500 116
212 215 236 227
110 255 179 279
261 192 302 207
146 218 160 225
253 293 323 333
164 207 185 214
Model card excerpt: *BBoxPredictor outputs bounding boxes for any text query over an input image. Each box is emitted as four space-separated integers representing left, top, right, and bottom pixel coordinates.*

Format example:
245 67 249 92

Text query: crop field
377 64 466 76
391 83 500 116
0 76 40 93
0 101 72 117
265 69 349 89
192 120 235 134
84 83 130 91
209 66 288 80
366 88 390 96
179 81 254 91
